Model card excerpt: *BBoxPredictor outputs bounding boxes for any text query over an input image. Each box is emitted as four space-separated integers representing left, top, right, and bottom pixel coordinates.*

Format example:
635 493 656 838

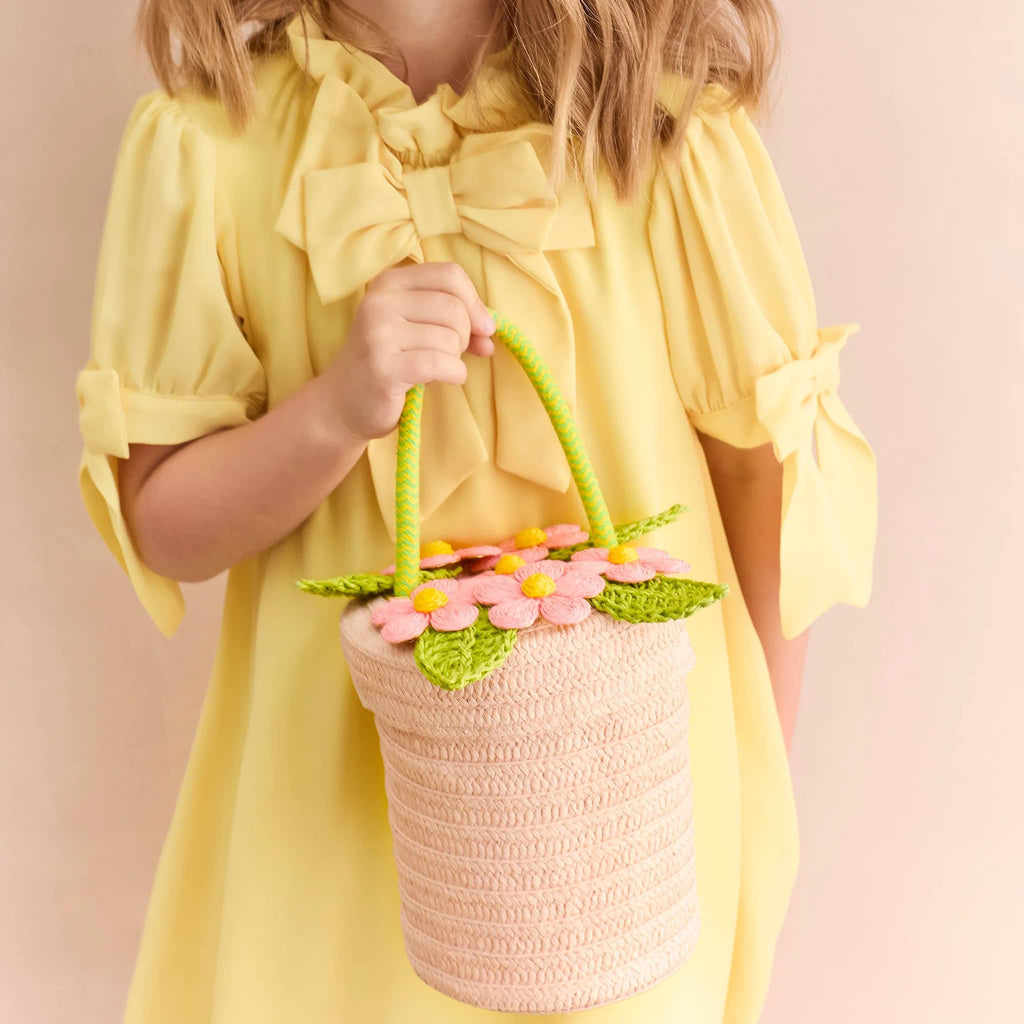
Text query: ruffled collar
283 13 532 138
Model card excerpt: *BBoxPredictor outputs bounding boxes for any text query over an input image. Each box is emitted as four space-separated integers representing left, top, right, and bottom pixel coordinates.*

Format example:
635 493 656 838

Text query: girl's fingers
373 261 496 340
393 290 471 354
395 348 469 389
399 322 466 359
467 331 495 359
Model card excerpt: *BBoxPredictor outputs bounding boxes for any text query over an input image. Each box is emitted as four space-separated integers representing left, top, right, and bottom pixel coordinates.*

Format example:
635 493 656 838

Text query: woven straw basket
324 312 723 1013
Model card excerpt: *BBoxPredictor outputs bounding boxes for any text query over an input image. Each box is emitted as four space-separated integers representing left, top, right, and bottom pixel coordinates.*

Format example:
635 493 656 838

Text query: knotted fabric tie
754 323 878 638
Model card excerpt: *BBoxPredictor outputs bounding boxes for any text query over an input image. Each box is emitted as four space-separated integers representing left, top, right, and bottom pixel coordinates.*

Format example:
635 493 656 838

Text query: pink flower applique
466 524 588 573
568 544 690 584
370 578 479 643
380 539 501 575
473 560 605 629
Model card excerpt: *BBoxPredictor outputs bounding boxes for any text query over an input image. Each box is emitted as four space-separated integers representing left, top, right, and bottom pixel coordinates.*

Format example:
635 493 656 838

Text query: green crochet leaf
590 576 728 623
294 566 462 598
414 614 518 691
294 573 395 597
614 503 688 545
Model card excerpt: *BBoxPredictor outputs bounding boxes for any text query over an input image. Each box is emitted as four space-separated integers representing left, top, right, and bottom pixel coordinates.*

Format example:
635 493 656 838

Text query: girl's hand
316 261 497 443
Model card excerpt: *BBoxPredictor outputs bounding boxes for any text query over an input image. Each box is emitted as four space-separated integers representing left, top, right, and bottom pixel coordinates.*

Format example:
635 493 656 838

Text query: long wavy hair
136 0 781 202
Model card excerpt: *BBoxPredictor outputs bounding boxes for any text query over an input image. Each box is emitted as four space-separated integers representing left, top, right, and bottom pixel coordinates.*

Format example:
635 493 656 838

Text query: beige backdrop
3 2 1021 1022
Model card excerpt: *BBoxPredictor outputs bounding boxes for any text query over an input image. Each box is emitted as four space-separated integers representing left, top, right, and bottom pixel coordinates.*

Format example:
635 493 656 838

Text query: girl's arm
117 262 495 584
118 374 368 583
697 431 809 754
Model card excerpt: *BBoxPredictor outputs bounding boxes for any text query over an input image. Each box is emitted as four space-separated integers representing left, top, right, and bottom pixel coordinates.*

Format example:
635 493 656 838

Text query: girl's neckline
355 36 515 108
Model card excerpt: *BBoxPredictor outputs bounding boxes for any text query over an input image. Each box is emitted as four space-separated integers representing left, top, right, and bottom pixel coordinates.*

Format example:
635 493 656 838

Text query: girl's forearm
124 374 368 582
697 433 809 754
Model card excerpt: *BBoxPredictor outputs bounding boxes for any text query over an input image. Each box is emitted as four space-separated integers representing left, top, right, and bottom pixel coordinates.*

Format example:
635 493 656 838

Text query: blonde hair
137 0 781 202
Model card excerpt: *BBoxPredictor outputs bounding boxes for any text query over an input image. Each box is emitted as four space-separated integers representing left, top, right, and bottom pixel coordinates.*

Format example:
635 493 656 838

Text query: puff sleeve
74 91 267 637
648 80 878 639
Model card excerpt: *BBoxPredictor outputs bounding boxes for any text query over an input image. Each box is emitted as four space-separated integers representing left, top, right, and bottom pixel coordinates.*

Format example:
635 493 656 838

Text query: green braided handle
393 310 618 596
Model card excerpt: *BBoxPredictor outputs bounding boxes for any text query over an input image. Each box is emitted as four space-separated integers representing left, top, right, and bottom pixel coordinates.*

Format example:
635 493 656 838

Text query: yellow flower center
607 545 639 565
412 587 449 613
420 540 455 557
521 573 557 598
514 527 548 549
495 554 527 575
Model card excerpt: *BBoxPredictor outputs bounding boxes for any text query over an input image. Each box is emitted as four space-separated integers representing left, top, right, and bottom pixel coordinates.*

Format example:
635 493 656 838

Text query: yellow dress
74 14 877 1023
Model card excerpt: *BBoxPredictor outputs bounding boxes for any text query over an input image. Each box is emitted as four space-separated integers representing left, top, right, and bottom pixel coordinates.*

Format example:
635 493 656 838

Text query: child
74 2 877 1021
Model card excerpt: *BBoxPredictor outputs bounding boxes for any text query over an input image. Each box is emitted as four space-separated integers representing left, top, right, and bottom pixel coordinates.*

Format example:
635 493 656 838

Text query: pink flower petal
489 598 540 629
571 548 610 563
606 562 658 583
430 603 480 632
511 559 566 584
456 544 502 559
419 552 461 568
380 611 430 643
633 548 690 572
634 546 672 560
412 577 462 598
533 559 568 578
555 570 606 598
543 524 589 547
642 556 691 574
498 537 519 552
370 597 414 625
518 545 550 562
474 575 522 605
564 559 608 575
448 580 482 604
538 595 591 625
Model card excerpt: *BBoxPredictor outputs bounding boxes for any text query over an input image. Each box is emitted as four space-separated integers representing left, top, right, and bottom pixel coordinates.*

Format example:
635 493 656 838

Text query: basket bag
298 311 728 1013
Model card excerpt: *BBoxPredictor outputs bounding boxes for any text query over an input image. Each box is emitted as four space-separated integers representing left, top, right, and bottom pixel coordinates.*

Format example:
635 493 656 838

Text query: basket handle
392 309 618 596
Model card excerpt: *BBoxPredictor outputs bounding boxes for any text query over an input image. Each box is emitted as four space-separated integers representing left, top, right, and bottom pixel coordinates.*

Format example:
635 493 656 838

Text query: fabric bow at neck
275 70 596 541
754 323 878 638
294 133 570 304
